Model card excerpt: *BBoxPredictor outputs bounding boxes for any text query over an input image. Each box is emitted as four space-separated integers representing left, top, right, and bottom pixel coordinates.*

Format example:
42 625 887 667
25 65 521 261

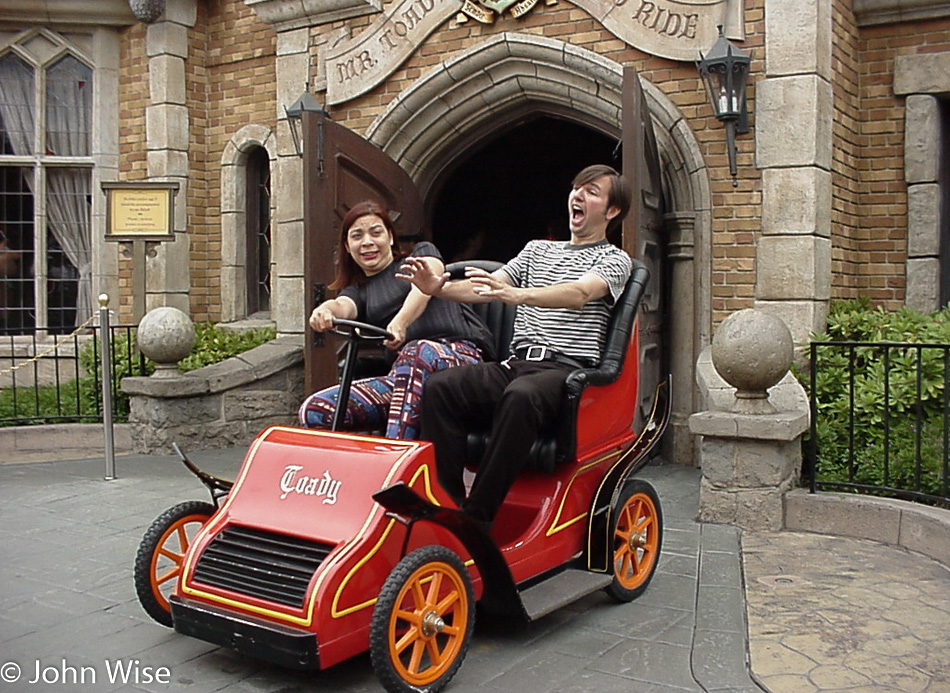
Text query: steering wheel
331 318 394 343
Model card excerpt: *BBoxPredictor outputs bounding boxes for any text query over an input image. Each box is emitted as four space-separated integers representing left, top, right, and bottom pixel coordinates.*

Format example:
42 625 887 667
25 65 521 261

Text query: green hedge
0 323 276 426
805 297 949 502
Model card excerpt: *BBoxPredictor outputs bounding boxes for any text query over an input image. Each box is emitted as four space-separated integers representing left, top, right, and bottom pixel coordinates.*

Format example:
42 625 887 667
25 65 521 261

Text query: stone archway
367 33 711 464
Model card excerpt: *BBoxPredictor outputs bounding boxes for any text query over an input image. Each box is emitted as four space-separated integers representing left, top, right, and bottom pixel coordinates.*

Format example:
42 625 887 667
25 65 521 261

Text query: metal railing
0 323 146 427
807 340 950 508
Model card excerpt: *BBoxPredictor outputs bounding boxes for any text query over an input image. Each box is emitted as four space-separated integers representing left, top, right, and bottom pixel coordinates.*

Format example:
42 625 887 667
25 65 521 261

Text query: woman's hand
397 256 449 296
309 305 336 332
384 319 407 350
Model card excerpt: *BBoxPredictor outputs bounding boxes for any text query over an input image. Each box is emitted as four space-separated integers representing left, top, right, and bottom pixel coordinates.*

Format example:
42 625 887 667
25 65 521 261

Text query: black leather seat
443 259 651 473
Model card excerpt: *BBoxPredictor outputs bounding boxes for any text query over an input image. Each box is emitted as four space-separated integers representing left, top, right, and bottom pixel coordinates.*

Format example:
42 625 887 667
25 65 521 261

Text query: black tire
605 479 663 602
133 500 215 627
370 546 475 693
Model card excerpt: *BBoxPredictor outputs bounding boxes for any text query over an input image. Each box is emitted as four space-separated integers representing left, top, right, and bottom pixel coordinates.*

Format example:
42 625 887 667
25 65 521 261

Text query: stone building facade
0 0 948 464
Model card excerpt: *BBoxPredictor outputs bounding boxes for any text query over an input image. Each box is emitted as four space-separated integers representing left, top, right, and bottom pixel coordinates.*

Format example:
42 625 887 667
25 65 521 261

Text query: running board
520 569 612 621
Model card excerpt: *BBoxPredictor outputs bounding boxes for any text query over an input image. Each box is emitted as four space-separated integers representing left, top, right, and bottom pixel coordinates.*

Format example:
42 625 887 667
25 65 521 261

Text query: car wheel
605 479 662 602
370 545 475 693
133 500 215 627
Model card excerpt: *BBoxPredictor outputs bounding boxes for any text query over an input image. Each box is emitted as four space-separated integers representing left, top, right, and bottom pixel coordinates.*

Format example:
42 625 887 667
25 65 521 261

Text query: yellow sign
102 182 178 241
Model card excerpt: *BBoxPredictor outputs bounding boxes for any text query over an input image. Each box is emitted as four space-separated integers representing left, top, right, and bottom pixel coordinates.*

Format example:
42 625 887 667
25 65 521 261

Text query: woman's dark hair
572 164 633 236
330 200 404 289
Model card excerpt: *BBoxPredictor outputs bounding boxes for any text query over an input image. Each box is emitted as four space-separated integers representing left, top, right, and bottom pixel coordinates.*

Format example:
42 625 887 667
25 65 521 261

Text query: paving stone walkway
2 444 949 693
743 531 950 693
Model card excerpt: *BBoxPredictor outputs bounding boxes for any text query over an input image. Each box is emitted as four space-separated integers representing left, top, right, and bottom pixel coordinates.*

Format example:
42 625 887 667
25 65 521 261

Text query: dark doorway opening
430 116 618 263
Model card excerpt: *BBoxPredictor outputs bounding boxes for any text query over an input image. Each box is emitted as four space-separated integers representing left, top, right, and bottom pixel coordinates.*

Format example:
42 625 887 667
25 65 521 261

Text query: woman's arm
386 283 432 349
397 257 507 304
308 296 358 332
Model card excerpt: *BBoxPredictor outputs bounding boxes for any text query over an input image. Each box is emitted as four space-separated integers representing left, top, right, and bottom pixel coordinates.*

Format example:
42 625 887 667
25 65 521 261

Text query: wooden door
302 110 425 395
621 67 668 431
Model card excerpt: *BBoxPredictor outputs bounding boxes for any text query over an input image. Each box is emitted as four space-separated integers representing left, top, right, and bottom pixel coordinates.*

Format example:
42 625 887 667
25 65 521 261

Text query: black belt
509 344 592 370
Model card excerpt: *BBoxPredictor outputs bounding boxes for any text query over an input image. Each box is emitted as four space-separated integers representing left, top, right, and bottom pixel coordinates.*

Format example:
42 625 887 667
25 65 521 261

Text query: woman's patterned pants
297 338 483 440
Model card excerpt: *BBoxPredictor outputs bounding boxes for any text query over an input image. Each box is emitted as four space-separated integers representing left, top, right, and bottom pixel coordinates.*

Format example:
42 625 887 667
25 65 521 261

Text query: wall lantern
697 25 751 187
284 85 327 158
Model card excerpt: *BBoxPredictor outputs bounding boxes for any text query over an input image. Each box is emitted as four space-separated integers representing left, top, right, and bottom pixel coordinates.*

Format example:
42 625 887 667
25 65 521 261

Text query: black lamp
697 26 751 187
284 85 327 157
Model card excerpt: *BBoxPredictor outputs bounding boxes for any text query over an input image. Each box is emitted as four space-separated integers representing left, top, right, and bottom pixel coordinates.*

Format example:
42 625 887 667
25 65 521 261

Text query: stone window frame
895 51 950 312
220 124 276 322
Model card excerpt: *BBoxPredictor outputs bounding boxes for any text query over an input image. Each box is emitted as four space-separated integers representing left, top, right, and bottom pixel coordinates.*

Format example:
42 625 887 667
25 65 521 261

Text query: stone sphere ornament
711 309 794 414
137 306 195 377
128 0 166 23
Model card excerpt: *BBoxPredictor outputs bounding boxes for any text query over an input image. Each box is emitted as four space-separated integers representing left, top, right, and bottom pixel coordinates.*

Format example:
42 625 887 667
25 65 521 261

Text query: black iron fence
0 325 146 426
807 340 950 508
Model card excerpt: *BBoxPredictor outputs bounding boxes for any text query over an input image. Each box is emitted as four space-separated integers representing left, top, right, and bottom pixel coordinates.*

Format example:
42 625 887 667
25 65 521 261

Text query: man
398 164 633 530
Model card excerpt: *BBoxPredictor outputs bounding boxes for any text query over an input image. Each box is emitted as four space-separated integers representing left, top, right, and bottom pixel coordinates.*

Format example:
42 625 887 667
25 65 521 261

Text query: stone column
689 310 809 531
144 0 195 313
894 51 950 312
755 0 833 343
271 27 310 334
666 212 699 465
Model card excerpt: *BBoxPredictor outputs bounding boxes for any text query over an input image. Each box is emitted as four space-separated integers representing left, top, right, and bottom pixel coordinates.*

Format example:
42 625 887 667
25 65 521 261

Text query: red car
134 259 669 693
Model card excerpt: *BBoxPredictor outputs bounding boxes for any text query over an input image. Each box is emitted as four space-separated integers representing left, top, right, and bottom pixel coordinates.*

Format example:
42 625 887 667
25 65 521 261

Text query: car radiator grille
192 525 334 608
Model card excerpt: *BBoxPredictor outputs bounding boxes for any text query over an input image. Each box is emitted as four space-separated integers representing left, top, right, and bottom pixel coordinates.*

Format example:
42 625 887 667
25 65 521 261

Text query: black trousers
420 359 572 523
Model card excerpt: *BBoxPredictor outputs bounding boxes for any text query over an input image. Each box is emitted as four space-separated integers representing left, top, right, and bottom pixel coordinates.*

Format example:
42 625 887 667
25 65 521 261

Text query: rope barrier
0 312 104 378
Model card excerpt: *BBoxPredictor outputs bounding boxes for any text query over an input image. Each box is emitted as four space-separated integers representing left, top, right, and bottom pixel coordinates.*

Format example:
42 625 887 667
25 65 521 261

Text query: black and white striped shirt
500 239 632 363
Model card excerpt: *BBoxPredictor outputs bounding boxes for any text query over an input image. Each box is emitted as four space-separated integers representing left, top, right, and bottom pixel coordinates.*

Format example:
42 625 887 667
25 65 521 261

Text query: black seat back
444 260 515 362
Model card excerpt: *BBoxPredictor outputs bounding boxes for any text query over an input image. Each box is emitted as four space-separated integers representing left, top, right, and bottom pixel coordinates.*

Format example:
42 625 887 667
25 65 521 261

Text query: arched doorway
361 33 711 466
429 117 619 263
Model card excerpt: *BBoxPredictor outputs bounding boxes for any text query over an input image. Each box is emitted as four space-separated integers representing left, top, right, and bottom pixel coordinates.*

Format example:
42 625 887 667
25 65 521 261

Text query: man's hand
397 256 449 296
466 267 524 305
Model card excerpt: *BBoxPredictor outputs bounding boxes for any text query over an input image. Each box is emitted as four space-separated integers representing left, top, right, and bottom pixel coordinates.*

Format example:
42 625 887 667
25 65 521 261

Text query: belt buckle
525 345 547 361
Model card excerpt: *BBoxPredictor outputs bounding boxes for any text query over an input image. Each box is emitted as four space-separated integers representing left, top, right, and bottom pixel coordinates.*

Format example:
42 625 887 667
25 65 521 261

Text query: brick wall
831 0 863 302
854 17 950 309
117 2 276 324
114 1 949 326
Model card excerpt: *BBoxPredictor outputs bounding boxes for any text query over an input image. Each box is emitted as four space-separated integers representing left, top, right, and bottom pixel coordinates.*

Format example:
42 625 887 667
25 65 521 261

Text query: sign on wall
102 182 179 242
325 0 744 105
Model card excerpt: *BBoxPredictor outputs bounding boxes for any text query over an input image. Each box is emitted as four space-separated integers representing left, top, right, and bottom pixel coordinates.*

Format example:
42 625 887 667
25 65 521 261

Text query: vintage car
133 259 670 693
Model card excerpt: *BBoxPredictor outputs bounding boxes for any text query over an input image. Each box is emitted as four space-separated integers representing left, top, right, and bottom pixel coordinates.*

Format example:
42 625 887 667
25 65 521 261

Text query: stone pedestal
690 406 807 531
689 308 809 531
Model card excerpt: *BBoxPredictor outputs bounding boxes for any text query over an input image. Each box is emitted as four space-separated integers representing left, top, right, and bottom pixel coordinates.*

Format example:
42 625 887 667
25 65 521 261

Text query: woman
299 200 493 440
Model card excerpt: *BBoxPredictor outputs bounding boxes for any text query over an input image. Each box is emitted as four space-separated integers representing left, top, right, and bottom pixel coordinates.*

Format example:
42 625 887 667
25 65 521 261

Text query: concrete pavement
0 447 948 692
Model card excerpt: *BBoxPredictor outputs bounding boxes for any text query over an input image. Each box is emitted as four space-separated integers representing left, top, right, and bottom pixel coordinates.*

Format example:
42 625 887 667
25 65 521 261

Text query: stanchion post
99 294 116 480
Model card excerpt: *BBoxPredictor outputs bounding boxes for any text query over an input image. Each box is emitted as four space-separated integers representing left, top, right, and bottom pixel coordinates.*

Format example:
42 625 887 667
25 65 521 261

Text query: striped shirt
500 239 632 363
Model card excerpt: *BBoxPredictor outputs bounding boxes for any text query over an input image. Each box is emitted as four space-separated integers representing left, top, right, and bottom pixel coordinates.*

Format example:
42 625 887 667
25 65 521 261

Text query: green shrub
804 298 950 503
178 323 276 372
0 323 276 427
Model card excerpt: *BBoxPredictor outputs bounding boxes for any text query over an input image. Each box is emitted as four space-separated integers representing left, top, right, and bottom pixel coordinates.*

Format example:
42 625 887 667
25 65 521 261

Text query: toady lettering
279 465 342 505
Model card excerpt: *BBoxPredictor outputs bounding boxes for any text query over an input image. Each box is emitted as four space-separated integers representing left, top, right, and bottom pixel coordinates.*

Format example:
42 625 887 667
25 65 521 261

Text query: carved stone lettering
325 0 745 105
571 0 743 62
326 0 456 105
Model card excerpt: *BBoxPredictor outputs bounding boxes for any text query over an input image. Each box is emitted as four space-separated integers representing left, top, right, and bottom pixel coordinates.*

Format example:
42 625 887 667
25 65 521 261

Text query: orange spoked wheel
133 500 215 627
606 479 663 602
370 546 475 693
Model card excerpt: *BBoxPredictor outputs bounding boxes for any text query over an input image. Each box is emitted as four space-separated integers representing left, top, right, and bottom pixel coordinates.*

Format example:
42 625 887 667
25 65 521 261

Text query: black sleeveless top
339 242 495 359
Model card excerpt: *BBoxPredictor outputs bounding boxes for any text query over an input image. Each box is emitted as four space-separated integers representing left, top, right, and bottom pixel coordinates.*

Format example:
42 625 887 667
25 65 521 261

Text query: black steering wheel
331 318 394 343
325 318 393 433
